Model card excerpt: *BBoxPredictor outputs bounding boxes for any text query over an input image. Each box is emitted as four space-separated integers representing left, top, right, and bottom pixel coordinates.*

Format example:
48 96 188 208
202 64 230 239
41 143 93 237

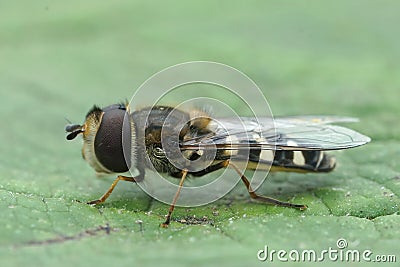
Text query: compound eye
94 106 131 173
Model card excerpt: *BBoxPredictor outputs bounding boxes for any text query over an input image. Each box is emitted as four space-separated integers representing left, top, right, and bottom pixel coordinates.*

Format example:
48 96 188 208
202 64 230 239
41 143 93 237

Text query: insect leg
161 169 188 228
189 161 229 176
87 175 143 205
228 162 307 210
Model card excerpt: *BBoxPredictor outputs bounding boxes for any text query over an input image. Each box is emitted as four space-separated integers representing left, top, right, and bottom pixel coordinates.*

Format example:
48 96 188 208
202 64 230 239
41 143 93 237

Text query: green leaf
1 1 399 267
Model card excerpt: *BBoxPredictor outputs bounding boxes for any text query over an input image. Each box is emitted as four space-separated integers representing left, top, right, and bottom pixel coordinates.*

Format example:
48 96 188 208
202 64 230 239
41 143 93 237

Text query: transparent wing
273 115 360 125
181 116 371 151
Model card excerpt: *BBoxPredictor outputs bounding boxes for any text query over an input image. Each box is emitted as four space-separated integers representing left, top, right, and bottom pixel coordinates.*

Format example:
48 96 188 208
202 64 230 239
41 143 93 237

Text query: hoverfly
66 103 370 227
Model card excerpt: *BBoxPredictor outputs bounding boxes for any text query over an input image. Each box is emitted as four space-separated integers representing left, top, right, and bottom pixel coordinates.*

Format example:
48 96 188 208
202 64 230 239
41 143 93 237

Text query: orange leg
160 169 188 228
87 175 140 205
229 162 307 210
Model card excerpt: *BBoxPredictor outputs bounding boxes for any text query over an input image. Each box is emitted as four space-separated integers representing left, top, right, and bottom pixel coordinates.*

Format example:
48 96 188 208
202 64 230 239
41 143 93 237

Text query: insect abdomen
215 144 336 173
255 150 336 172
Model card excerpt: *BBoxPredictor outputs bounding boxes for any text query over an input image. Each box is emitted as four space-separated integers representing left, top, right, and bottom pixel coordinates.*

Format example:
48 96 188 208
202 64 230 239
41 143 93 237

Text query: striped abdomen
247 149 336 173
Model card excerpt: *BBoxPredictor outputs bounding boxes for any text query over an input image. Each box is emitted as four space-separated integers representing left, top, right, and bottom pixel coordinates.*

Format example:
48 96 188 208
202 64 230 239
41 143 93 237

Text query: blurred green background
1 1 399 266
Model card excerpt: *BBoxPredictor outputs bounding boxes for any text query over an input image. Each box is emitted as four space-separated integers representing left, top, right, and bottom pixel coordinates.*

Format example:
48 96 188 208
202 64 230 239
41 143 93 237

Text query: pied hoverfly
66 103 370 227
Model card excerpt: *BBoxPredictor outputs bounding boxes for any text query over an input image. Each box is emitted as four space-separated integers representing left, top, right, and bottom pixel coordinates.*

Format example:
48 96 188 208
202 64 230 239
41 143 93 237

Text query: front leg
88 175 143 205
